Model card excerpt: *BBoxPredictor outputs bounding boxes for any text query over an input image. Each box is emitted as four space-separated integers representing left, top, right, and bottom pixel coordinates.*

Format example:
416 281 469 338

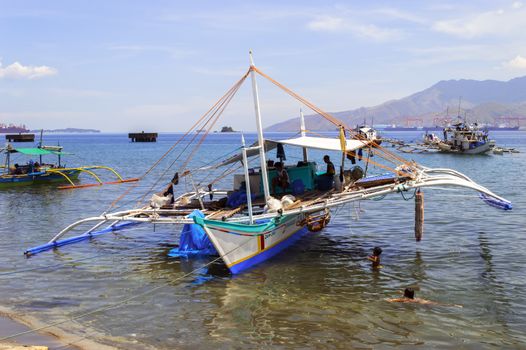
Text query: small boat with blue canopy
25 53 512 275
1 142 138 189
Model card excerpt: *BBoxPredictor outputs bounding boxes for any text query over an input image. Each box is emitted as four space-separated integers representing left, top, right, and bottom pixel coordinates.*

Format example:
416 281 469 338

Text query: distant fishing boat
26 53 512 275
354 124 381 144
1 137 138 189
436 122 495 154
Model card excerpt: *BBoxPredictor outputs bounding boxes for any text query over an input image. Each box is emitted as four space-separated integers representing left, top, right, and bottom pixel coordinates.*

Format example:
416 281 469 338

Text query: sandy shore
0 306 117 350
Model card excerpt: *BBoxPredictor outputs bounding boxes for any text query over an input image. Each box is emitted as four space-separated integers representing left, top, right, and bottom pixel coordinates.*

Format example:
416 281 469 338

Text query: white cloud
0 61 57 79
308 16 346 32
47 88 114 98
512 1 523 9
433 7 526 38
307 16 403 41
503 55 526 69
372 8 427 24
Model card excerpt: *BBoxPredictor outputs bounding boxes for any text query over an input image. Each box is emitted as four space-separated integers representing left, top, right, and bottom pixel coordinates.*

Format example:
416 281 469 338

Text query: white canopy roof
267 135 370 152
205 136 370 169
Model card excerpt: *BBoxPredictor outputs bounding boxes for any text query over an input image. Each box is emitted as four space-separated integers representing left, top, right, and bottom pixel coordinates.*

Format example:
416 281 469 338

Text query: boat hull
437 141 495 154
0 170 80 188
199 214 309 274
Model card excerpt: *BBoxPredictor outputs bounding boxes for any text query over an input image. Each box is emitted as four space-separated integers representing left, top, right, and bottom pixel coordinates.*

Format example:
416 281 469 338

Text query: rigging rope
134 71 249 208
105 69 251 212
252 66 413 173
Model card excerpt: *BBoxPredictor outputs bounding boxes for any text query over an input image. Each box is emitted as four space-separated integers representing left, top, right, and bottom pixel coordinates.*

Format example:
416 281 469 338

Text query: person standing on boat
272 162 289 194
323 155 335 177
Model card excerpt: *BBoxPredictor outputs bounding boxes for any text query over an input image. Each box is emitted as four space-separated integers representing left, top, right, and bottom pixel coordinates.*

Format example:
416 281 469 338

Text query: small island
220 126 236 132
30 128 101 133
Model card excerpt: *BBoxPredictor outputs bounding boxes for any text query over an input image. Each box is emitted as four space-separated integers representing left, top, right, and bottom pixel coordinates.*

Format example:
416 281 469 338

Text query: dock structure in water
129 132 158 142
5 133 35 142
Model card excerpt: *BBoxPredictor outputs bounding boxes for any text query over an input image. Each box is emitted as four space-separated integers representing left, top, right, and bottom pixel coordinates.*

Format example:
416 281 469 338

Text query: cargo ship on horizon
382 124 420 131
0 123 29 134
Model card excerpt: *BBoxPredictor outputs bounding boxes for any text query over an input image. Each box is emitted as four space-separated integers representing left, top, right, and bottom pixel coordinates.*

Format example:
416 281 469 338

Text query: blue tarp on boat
168 210 218 257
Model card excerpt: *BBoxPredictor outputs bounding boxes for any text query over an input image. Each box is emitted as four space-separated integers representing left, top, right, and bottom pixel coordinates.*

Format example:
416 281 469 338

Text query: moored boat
436 122 495 154
1 141 138 189
25 53 512 276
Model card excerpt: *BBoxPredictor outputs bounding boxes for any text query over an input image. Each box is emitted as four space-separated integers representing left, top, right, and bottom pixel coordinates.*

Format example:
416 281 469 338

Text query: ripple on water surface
0 132 525 349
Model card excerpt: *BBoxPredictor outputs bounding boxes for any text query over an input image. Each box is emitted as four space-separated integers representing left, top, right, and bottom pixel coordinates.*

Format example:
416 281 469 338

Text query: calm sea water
0 131 525 349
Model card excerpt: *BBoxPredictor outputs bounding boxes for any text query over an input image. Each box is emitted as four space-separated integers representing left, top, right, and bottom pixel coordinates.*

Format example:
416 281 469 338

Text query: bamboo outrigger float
25 53 512 275
1 142 138 189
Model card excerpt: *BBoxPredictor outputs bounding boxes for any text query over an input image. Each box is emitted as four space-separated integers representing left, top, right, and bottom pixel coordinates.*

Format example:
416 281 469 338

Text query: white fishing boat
437 122 495 154
25 53 512 275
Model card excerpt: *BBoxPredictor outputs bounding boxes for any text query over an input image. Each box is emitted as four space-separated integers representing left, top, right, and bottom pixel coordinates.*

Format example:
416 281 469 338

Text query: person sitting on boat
271 162 289 194
12 163 23 175
323 155 335 178
33 162 40 172
386 288 462 307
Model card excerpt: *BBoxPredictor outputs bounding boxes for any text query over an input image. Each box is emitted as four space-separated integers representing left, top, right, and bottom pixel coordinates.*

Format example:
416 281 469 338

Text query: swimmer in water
368 246 382 269
386 288 462 307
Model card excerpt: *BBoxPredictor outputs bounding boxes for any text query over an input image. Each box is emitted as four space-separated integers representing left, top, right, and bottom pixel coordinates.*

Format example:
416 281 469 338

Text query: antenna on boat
249 50 270 200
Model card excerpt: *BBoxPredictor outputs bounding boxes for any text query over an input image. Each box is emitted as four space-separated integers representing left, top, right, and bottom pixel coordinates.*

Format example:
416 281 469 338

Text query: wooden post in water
415 189 424 241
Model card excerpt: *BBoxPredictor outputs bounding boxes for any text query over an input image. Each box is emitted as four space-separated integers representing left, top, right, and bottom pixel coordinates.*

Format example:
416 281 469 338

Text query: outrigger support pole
241 134 254 224
24 167 511 257
50 166 139 189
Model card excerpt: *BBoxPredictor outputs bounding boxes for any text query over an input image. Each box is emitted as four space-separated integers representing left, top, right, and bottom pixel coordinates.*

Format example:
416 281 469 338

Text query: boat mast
4 151 9 175
300 109 308 162
249 51 270 200
39 129 43 164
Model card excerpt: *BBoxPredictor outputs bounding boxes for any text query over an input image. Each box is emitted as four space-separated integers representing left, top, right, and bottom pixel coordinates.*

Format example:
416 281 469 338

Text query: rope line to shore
0 236 254 342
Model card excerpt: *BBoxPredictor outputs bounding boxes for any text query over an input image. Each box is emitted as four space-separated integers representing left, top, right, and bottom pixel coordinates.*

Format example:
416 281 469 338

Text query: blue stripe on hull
229 226 309 274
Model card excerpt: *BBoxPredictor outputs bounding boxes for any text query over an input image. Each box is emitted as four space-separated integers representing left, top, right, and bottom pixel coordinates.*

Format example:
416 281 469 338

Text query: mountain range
265 76 526 131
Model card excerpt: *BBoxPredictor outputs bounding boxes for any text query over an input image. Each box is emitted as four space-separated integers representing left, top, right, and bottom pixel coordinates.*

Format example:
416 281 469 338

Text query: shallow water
0 131 525 349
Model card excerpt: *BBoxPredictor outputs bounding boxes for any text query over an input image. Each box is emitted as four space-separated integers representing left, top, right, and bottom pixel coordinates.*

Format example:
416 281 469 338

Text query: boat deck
159 175 401 221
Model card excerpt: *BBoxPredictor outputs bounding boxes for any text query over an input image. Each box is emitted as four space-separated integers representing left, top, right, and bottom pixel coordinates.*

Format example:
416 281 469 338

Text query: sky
1 0 526 132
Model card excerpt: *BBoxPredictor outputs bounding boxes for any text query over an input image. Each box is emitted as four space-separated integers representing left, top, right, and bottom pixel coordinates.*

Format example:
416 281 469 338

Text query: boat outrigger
1 142 138 189
25 53 512 275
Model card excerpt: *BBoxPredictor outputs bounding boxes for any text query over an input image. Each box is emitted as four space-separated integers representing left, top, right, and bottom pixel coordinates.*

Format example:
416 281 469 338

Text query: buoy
415 190 424 241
